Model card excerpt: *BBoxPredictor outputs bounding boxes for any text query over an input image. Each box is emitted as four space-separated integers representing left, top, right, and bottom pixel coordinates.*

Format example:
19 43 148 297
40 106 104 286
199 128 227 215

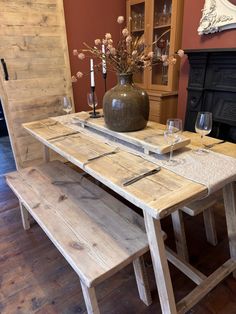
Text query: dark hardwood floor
1 136 236 313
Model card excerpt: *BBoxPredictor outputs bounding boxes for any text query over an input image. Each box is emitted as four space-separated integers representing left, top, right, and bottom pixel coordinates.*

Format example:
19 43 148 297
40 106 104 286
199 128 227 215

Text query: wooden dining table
23 113 236 314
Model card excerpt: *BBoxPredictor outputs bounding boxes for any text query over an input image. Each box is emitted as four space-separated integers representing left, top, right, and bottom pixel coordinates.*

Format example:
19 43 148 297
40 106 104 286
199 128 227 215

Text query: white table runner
158 148 236 194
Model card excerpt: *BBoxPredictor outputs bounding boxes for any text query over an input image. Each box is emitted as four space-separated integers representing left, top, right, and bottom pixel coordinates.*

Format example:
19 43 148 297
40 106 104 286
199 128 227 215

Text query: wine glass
87 91 98 115
62 96 72 114
163 118 182 166
87 92 98 110
87 91 101 118
194 112 212 154
132 13 138 30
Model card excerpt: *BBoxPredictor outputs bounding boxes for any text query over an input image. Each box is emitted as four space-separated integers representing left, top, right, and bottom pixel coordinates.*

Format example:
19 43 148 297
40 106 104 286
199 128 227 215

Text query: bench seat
6 160 151 313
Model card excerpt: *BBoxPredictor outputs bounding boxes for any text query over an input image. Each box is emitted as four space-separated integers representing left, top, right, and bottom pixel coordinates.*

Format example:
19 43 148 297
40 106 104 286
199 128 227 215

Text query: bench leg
133 256 152 306
171 210 189 261
80 281 100 314
223 182 236 278
43 146 50 162
203 208 218 246
20 202 30 230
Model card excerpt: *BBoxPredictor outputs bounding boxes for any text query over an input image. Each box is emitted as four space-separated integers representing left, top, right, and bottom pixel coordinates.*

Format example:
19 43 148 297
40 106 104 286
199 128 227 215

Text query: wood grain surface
6 160 149 288
0 0 73 169
71 112 191 155
23 118 208 219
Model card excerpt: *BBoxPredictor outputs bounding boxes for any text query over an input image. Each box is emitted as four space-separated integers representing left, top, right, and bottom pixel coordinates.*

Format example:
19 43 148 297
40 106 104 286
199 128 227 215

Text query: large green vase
103 73 149 132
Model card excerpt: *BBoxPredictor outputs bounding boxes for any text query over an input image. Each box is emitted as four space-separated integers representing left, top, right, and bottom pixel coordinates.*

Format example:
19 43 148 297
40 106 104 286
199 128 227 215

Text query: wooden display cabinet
126 0 183 123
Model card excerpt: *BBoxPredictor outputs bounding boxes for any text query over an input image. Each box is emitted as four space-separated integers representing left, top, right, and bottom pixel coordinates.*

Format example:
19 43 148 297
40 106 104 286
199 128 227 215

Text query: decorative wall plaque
198 0 236 35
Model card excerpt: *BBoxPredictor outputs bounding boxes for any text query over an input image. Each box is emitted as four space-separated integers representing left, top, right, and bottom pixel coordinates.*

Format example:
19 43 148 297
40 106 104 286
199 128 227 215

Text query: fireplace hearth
184 49 236 143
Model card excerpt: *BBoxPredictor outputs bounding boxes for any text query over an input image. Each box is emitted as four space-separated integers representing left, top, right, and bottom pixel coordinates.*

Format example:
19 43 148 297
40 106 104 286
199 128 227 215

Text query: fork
203 140 225 149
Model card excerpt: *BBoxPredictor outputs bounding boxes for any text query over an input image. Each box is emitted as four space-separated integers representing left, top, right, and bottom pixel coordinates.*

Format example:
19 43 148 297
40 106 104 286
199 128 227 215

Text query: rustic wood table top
69 111 191 155
23 117 210 219
23 115 236 314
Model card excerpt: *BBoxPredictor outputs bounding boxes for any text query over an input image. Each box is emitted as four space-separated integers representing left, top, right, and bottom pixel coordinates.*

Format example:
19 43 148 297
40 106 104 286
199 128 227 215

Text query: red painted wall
178 0 236 121
63 0 126 112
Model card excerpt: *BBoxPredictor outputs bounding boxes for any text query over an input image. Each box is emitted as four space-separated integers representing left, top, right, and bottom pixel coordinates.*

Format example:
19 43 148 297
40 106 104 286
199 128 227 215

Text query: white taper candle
90 59 95 87
102 45 106 74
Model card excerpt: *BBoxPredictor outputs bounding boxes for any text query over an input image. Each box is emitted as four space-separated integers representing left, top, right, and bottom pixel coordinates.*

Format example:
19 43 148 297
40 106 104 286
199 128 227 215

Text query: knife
87 149 119 161
123 166 161 187
203 140 226 149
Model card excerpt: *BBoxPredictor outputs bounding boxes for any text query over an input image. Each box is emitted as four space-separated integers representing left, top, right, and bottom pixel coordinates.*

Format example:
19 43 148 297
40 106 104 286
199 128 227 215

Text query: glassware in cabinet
127 1 146 86
126 0 183 122
151 0 172 88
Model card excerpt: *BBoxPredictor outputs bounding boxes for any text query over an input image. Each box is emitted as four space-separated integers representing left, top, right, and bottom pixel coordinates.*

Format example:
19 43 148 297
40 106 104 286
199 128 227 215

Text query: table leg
143 211 177 314
223 182 236 278
20 202 30 230
171 210 189 261
43 146 50 162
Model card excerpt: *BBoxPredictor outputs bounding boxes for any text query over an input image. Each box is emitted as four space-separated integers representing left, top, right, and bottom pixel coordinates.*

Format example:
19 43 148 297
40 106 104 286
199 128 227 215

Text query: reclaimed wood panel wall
0 0 73 169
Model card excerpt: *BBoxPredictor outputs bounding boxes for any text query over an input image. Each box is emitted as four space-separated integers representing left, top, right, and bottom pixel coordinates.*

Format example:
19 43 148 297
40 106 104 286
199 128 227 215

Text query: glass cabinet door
128 1 146 86
151 0 172 88
127 0 182 92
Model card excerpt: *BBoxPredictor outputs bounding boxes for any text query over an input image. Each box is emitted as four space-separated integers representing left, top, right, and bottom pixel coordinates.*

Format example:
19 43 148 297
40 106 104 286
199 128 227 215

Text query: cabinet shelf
127 0 184 123
154 24 171 30
131 28 145 32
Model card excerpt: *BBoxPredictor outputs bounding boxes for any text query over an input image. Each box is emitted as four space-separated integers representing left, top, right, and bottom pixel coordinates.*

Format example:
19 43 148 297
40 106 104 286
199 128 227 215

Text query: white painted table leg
143 211 177 314
43 146 50 162
223 182 236 278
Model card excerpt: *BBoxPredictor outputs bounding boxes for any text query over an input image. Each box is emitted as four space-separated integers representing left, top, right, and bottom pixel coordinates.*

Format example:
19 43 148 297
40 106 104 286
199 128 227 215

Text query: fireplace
184 49 236 143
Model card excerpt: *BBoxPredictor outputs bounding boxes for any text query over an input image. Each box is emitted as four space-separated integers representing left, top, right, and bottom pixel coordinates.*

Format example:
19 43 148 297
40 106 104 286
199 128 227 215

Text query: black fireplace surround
184 49 236 143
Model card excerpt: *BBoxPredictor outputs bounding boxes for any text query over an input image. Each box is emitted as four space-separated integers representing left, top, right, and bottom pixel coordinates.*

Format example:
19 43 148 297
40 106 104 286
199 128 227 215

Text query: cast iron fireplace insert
184 49 236 143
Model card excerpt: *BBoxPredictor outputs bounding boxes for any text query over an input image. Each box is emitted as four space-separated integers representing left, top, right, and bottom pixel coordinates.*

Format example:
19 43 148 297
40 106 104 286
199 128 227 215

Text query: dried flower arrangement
71 15 184 82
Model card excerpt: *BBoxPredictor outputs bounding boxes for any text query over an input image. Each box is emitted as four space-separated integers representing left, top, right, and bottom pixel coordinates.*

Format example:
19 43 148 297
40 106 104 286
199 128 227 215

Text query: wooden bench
6 160 152 314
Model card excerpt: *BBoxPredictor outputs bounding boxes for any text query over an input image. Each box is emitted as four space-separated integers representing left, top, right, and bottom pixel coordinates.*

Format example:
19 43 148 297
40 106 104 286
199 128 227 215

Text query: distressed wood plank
223 182 236 278
177 258 236 314
19 202 30 230
80 281 100 314
0 25 62 36
23 118 208 219
166 247 206 285
143 212 177 314
0 0 73 169
6 161 149 288
0 12 59 26
184 131 236 158
171 210 189 261
70 112 191 155
203 208 218 246
133 257 152 306
5 78 66 100
0 1 57 13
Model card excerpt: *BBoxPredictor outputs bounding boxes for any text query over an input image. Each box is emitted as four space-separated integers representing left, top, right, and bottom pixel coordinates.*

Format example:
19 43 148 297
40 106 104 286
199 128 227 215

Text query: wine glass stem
201 134 204 149
169 145 174 162
92 92 96 116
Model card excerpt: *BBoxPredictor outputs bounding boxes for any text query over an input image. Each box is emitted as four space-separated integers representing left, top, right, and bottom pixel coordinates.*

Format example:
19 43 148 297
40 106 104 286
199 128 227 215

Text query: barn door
0 0 73 169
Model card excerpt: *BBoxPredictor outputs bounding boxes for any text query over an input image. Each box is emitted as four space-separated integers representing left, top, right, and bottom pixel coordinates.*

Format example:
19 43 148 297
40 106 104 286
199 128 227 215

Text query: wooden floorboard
1 136 236 313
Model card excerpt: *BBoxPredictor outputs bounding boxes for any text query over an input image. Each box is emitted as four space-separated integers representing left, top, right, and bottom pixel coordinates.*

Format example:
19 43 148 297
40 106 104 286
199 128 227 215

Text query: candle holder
89 87 102 119
103 72 107 94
